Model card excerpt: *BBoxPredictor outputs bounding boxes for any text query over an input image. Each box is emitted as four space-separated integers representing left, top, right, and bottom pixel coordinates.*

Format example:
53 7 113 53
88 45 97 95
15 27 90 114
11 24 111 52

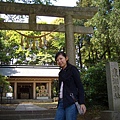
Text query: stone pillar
29 14 36 30
46 83 48 91
64 15 75 65
106 62 120 111
14 82 17 99
33 82 36 99
101 62 120 120
48 82 51 98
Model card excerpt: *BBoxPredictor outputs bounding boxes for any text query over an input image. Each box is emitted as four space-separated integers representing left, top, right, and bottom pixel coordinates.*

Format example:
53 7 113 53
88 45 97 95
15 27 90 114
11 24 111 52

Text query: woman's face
56 54 68 69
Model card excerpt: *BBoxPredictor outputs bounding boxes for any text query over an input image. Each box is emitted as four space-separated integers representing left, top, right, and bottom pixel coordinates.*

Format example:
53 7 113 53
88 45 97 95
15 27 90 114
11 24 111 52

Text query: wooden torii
0 2 98 65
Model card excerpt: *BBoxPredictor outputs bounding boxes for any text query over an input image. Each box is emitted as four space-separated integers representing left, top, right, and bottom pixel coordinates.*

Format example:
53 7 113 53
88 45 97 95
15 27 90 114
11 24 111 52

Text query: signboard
6 93 12 98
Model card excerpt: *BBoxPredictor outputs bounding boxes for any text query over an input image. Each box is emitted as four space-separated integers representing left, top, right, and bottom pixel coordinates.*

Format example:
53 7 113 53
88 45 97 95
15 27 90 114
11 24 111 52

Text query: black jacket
58 63 85 108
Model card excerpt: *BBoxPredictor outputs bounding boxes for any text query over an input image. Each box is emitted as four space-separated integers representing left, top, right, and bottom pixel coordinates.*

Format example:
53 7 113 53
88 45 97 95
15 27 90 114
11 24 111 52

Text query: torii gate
0 2 97 65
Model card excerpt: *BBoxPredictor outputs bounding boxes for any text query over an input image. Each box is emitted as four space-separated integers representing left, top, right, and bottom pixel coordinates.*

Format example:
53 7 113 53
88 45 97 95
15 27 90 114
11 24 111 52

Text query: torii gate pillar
65 15 75 65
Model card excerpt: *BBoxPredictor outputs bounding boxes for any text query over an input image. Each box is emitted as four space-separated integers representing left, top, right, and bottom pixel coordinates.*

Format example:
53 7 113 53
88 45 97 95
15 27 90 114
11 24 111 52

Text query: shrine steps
0 110 56 120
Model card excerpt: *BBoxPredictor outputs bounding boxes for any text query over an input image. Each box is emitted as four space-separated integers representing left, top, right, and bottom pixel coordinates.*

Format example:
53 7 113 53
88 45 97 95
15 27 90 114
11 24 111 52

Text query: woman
55 51 86 120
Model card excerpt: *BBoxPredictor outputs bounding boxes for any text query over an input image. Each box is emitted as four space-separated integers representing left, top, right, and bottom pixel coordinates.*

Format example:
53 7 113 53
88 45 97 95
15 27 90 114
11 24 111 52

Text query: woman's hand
80 104 86 114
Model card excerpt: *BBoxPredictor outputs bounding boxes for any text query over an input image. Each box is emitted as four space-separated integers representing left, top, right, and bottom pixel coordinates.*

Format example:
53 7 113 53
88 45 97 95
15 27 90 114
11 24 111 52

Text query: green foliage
75 0 119 108
0 74 10 93
86 0 120 62
76 0 92 7
0 30 57 65
75 0 120 69
50 18 65 52
51 79 59 98
0 31 11 64
81 63 108 107
0 30 22 64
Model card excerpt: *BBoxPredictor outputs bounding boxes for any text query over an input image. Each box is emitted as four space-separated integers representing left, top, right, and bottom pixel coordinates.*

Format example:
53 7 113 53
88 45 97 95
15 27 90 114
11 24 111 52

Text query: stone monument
101 62 120 120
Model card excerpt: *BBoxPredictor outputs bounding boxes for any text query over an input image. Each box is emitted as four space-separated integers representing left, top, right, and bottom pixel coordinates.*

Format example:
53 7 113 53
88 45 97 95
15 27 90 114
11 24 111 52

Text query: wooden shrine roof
0 65 60 77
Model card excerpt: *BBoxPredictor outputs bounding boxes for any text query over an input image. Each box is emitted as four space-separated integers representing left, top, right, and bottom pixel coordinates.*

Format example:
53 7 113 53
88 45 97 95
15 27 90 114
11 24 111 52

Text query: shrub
81 63 108 107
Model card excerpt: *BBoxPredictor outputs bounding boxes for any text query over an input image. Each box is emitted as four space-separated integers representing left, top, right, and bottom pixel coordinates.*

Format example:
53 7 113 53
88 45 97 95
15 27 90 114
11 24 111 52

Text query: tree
0 74 10 103
50 18 65 52
81 63 108 107
86 0 120 63
0 75 9 92
0 30 12 64
75 0 120 108
74 0 94 69
76 0 120 68
0 30 23 64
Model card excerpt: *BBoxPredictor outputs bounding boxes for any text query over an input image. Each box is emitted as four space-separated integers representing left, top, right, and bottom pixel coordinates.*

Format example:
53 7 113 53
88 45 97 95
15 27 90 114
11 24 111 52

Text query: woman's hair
55 51 67 61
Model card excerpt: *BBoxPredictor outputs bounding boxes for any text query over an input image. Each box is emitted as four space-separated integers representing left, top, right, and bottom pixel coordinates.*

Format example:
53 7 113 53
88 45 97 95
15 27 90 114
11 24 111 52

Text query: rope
0 21 73 39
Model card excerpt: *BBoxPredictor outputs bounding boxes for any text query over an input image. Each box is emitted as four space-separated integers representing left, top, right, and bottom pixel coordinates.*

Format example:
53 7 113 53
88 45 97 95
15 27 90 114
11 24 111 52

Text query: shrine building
0 65 60 100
